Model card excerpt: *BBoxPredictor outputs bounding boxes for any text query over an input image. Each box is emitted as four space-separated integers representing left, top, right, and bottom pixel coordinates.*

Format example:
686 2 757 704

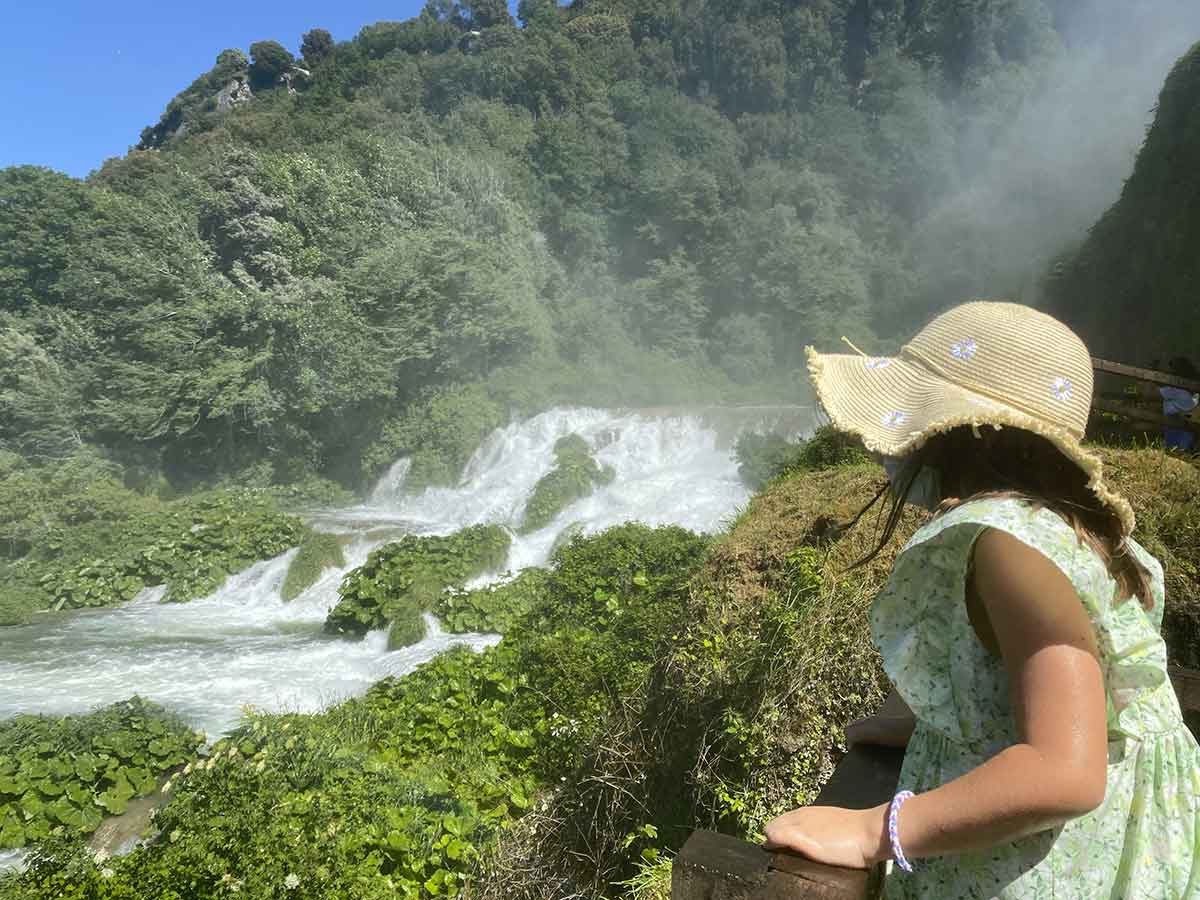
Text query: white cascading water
0 407 813 744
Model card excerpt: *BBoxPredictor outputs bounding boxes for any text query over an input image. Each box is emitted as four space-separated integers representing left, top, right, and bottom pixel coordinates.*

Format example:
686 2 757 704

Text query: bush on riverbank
435 569 551 635
324 525 511 637
0 698 202 850
519 435 615 534
476 460 909 896
280 531 346 601
733 425 870 489
0 475 305 624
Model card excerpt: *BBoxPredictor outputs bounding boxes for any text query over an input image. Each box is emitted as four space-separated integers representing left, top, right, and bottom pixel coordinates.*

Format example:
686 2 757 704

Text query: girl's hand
762 804 888 869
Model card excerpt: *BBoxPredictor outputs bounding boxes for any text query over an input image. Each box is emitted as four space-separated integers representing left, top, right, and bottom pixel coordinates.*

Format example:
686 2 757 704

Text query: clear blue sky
0 2 451 179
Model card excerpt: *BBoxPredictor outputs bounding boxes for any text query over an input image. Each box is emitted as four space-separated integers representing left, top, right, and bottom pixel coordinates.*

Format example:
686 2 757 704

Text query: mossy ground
280 530 345 602
519 435 615 534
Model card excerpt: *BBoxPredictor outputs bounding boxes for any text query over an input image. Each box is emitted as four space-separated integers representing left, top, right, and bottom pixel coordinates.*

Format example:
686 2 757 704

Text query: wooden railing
672 667 1200 900
1090 357 1200 437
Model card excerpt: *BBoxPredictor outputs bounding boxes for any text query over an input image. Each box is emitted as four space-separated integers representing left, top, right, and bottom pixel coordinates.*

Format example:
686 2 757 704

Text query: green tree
517 0 560 30
461 0 512 29
248 40 295 88
300 28 334 66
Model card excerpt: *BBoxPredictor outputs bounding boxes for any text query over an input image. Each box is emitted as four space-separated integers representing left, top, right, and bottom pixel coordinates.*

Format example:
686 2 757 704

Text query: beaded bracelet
888 790 916 873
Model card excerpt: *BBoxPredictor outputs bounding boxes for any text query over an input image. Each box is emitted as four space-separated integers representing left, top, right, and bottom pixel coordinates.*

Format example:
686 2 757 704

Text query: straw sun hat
805 300 1136 535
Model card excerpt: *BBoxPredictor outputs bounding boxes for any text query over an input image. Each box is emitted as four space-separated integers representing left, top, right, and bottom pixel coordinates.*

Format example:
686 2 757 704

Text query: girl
764 302 1200 898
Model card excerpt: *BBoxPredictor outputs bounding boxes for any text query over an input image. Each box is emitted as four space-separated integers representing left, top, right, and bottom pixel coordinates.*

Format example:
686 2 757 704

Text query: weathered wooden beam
1091 358 1200 393
671 829 881 900
672 745 903 900
1091 398 1197 432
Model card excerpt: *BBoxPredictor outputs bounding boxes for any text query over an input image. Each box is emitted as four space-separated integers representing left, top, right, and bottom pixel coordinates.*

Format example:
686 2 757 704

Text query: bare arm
765 527 1108 866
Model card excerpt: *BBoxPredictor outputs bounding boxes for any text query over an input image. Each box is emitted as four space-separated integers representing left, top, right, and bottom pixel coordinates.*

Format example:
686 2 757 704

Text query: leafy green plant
2 524 711 899
325 525 511 636
37 491 305 609
1 479 306 622
519 434 615 534
434 568 550 634
0 698 203 850
281 530 346 601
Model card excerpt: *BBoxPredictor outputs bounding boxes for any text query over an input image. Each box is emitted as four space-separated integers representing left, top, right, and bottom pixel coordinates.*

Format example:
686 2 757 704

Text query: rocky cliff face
1045 41 1200 364
215 76 253 113
138 51 308 150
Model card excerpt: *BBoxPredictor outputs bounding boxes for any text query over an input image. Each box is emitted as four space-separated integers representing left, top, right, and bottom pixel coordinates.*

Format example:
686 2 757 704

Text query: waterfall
0 406 814 741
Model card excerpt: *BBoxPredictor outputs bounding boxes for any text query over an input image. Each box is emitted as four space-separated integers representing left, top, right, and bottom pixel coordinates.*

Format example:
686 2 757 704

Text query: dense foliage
2 523 710 899
0 0 1099 494
324 525 511 637
476 446 1200 897
3 449 1198 898
519 434 614 533
0 451 304 624
4 5 1199 899
1047 40 1200 364
0 698 202 850
434 567 550 634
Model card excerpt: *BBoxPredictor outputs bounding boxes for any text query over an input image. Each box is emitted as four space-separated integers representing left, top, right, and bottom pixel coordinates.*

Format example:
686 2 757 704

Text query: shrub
734 425 868 489
32 492 304 610
0 698 203 850
435 568 550 634
280 530 346 601
248 40 294 88
476 462 915 896
300 28 335 67
519 434 615 534
509 524 710 772
325 525 511 636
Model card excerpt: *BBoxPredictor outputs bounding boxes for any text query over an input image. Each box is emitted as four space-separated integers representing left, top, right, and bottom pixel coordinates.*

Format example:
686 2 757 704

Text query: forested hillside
2 0 1091 494
1047 39 1200 363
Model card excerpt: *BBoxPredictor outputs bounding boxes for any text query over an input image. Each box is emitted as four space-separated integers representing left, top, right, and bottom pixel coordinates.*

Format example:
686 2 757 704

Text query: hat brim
806 347 1136 535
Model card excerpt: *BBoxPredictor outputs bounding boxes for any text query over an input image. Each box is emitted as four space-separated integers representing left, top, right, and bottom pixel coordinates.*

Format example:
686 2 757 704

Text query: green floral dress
871 496 1200 899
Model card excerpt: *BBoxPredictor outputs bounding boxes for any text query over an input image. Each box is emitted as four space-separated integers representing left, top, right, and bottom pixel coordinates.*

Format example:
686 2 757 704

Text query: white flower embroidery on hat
1051 377 1073 402
951 339 977 361
865 357 892 370
881 410 907 428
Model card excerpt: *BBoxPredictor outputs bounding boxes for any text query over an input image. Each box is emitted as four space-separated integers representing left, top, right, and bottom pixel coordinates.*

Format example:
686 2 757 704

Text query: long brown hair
854 426 1154 608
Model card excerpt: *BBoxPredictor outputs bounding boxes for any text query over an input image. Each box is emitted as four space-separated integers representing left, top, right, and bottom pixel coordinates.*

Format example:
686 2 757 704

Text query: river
0 407 812 741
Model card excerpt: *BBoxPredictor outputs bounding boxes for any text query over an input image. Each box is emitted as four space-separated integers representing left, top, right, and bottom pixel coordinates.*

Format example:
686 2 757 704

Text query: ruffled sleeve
869 503 994 746
870 496 1174 746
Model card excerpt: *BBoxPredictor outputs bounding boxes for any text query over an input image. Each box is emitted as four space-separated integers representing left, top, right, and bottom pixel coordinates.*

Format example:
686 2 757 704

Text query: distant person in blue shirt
1160 356 1199 451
